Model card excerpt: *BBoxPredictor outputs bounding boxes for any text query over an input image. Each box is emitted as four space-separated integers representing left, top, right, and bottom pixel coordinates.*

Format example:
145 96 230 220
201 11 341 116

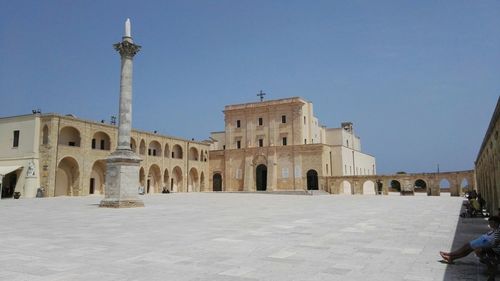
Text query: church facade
208 97 376 192
0 113 210 198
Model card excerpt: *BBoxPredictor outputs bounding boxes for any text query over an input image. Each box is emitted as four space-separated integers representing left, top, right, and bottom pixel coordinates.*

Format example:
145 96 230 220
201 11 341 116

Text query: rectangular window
68 141 76 147
304 139 307 144
236 140 241 149
304 116 306 125
282 137 287 146
100 140 105 150
91 139 96 149
259 139 263 147
236 120 241 128
12 130 20 147
223 145 226 150
258 117 263 126
153 149 156 156
148 149 151 155
281 115 286 123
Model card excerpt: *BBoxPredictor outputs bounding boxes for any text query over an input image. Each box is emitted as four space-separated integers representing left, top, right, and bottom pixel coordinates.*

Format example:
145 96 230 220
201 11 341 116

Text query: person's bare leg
440 243 473 262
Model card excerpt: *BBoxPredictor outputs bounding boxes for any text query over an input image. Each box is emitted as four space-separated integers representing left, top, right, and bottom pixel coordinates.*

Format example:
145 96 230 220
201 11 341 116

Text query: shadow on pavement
442 199 491 280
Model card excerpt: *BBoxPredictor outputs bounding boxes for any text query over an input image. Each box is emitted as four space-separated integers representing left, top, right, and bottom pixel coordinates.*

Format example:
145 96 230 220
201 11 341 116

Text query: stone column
100 19 144 208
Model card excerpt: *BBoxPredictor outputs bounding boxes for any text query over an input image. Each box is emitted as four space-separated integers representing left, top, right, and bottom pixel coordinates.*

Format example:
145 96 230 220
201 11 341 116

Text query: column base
99 149 144 208
99 199 144 208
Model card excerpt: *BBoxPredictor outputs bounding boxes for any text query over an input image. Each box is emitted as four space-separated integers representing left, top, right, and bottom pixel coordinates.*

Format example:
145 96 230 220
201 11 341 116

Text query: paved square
0 193 490 281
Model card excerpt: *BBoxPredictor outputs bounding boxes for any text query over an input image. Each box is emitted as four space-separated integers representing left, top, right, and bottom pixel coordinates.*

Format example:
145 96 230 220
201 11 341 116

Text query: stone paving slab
0 193 491 281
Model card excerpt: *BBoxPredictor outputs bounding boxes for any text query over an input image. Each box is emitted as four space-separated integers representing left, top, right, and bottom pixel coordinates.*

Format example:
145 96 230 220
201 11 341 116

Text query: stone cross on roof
257 90 266 102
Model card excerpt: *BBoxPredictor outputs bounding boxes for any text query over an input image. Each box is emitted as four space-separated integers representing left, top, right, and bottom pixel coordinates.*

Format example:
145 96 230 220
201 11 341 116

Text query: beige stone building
208 97 376 192
0 113 210 198
476 97 500 214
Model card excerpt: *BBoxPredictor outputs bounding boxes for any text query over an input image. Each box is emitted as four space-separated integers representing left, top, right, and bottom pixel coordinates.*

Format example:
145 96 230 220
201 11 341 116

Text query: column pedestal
100 149 144 208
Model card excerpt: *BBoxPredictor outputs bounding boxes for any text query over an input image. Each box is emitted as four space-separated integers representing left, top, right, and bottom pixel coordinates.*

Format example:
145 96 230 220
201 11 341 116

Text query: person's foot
440 251 453 263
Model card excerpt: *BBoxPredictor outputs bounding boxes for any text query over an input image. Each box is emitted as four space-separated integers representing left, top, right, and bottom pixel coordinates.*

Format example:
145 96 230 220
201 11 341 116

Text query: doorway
256 164 267 191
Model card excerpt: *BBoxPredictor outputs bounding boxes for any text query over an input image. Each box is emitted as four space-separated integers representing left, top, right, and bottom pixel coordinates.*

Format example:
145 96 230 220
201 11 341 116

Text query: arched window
172 144 183 159
59 127 81 147
42 125 49 145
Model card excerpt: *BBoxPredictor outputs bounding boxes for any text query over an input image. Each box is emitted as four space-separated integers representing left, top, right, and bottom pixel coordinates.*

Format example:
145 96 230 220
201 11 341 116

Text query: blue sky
0 0 498 174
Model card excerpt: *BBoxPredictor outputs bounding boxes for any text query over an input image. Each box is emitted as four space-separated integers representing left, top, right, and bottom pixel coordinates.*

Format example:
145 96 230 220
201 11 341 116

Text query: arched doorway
172 166 183 192
256 164 267 191
188 168 199 192
341 180 352 195
213 173 222 192
1 171 18 198
90 160 106 195
306 169 318 190
147 165 161 193
55 157 80 196
362 180 375 195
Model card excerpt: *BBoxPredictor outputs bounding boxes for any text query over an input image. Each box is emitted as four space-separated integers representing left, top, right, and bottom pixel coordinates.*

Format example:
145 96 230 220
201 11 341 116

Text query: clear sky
1 0 498 174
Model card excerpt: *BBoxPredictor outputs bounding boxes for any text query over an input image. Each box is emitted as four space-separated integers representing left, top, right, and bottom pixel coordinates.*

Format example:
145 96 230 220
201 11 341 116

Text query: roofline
476 96 500 163
224 97 308 112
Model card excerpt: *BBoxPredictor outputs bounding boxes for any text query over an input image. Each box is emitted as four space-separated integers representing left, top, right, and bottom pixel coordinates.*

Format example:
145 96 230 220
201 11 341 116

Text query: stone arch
172 166 183 192
189 147 199 161
148 140 162 157
59 126 81 147
55 157 80 196
306 169 319 190
139 139 146 155
163 168 170 191
253 154 267 166
164 143 170 158
460 178 470 189
213 173 222 192
172 144 183 159
130 138 137 153
440 178 451 196
147 164 162 193
90 160 106 195
414 179 427 194
390 180 401 192
341 180 352 195
42 125 49 145
362 180 376 195
91 131 111 150
139 167 145 187
188 168 199 192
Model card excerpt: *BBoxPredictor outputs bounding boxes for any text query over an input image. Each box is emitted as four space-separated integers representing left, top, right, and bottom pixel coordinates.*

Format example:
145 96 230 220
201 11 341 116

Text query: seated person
440 216 500 263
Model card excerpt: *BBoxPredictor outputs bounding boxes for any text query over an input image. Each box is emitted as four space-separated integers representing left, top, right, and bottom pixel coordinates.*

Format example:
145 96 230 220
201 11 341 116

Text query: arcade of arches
36 114 209 197
326 170 475 196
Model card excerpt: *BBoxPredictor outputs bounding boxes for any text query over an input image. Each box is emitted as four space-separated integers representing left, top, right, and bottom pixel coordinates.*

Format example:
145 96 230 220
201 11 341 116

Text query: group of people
461 190 486 217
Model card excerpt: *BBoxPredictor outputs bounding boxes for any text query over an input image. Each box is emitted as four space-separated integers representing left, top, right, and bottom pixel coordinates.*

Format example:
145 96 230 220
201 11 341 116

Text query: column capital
114 40 141 58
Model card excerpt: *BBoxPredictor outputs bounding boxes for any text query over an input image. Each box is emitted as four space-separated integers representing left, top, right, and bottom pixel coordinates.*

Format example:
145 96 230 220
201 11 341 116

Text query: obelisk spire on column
100 19 144 208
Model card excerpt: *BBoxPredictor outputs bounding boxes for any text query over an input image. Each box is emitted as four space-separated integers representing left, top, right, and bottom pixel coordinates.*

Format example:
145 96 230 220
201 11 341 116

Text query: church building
208 97 376 192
